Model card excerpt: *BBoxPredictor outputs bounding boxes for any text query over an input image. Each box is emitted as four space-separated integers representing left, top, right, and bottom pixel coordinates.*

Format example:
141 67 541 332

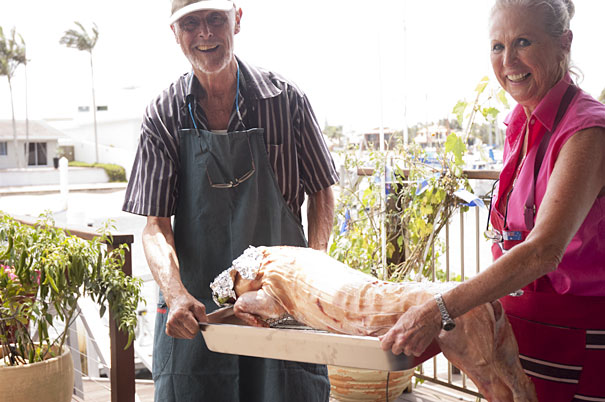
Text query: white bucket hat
170 0 234 25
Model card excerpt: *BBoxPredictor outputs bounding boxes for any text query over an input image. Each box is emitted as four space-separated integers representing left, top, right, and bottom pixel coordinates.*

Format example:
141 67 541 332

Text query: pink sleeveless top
491 73 605 296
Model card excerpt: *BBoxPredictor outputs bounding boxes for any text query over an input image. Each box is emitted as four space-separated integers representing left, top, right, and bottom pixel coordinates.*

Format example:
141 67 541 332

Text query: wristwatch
434 293 456 331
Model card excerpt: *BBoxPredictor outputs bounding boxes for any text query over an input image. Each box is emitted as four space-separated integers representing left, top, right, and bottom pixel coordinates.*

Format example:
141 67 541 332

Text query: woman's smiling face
490 5 567 115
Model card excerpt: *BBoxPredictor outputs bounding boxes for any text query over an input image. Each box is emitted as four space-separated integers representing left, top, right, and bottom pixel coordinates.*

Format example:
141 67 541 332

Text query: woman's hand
379 299 443 357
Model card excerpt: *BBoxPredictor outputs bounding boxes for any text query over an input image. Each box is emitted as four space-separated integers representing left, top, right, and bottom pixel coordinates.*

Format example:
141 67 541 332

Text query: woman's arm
380 127 605 356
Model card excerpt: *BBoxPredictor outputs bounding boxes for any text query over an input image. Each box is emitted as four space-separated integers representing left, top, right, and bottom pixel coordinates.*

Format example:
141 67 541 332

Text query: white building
0 119 63 169
414 124 449 147
46 112 142 178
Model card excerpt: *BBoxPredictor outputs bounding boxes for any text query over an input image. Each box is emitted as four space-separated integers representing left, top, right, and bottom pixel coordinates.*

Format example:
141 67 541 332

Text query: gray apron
152 101 330 401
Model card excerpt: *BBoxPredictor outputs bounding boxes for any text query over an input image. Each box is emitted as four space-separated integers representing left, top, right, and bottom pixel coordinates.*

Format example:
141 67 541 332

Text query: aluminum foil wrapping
210 246 264 307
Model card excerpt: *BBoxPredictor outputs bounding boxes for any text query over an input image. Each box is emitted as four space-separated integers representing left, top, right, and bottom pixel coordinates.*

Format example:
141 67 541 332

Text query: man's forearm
142 216 188 308
307 186 335 251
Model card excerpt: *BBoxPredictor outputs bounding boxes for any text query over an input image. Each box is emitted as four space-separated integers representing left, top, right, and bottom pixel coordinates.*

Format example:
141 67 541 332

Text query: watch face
443 321 456 331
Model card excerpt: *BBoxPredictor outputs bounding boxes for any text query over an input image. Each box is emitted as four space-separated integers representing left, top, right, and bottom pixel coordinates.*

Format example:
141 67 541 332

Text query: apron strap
237 63 260 129
523 84 579 230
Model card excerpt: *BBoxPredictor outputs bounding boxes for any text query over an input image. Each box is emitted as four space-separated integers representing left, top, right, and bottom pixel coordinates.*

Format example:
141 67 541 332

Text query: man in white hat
123 0 337 400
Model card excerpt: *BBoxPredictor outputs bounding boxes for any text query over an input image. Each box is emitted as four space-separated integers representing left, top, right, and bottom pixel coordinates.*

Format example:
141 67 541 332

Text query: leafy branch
330 77 508 283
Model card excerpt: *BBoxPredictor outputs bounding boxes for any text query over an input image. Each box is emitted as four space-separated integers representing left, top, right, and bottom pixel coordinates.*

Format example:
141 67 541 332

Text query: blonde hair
491 0 577 79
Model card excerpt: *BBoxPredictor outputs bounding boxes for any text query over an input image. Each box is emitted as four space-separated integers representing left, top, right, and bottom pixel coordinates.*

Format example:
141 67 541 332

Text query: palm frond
59 21 99 53
0 26 27 78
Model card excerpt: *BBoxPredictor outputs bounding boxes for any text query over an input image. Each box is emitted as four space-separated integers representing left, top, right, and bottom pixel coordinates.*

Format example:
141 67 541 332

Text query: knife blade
201 305 235 326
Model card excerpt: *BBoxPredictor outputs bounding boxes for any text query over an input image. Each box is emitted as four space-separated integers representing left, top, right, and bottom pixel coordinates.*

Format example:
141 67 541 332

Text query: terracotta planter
328 365 414 402
0 345 74 402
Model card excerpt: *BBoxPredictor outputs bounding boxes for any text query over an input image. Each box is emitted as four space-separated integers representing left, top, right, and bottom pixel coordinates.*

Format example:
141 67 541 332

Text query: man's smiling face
172 8 240 76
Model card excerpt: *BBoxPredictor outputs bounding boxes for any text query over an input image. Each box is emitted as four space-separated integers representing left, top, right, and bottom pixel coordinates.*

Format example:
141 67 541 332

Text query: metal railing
355 168 500 400
15 217 136 402
417 170 498 400
415 170 500 399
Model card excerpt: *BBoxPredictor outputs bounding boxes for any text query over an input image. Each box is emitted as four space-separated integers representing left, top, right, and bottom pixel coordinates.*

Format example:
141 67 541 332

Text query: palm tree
0 26 27 168
60 22 99 163
23 40 30 166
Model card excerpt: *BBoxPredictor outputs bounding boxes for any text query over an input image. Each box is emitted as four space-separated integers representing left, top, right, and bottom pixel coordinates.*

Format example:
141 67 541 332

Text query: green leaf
452 100 468 126
420 205 433 215
481 106 500 122
386 243 395 258
445 133 466 165
497 89 510 108
475 76 490 95
435 189 446 203
19 248 26 269
47 272 59 293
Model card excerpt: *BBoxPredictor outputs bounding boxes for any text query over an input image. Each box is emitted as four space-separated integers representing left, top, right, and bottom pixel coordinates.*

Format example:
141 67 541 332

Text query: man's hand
378 300 442 357
233 289 287 327
165 293 207 339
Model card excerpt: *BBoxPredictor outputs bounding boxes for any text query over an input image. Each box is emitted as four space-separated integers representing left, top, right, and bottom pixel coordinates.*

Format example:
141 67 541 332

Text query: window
0 142 7 156
25 142 47 166
78 105 108 112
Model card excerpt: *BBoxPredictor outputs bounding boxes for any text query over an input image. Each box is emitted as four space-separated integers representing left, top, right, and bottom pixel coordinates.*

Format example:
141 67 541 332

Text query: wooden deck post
108 234 136 402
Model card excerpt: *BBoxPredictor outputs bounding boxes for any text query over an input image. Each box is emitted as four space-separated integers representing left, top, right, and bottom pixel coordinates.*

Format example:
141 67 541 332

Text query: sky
1 0 605 133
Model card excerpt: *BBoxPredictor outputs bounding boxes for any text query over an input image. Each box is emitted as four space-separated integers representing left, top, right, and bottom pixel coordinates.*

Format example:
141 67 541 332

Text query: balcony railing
12 168 500 401
356 168 500 400
420 170 498 400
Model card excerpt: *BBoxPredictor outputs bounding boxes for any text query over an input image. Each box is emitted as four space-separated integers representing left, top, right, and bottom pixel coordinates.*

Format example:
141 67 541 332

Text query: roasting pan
199 306 440 371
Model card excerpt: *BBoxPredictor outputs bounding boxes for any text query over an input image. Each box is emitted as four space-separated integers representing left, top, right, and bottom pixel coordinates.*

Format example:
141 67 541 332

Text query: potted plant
327 77 507 401
0 212 143 402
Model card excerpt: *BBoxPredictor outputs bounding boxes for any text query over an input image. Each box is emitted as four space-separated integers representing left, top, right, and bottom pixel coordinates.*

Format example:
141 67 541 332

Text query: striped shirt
122 57 339 218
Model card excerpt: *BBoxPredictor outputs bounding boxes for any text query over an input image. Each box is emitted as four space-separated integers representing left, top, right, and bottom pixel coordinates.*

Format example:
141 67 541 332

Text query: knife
200 305 235 328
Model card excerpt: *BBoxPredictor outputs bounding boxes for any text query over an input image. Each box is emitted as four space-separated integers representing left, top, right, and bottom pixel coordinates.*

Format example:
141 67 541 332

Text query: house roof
0 120 66 141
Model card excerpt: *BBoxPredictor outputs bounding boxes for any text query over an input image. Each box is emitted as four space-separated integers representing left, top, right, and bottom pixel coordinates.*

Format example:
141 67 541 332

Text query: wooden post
108 235 136 402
